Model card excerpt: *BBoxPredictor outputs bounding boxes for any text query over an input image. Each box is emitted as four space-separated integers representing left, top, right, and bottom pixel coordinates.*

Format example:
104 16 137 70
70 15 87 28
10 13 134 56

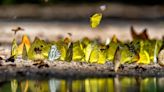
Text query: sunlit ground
0 19 163 44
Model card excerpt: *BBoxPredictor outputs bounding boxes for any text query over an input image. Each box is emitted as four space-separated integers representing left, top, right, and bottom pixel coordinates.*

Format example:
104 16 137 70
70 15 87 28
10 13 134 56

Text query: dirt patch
0 61 163 80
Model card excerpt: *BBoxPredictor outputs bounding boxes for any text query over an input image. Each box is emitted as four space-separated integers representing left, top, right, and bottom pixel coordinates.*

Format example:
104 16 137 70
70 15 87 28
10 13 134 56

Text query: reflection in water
0 77 164 92
11 80 18 92
49 79 60 92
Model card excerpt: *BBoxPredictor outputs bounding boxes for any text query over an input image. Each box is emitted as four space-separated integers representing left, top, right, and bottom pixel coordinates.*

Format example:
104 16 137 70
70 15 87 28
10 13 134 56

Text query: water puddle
1 76 164 92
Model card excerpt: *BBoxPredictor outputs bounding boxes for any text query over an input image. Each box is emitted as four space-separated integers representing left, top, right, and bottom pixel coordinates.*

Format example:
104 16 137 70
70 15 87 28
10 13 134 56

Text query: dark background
0 0 164 5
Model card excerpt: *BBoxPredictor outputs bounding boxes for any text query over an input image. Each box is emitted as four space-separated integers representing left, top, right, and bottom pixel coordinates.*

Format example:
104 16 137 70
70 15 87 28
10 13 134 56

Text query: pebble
158 49 164 66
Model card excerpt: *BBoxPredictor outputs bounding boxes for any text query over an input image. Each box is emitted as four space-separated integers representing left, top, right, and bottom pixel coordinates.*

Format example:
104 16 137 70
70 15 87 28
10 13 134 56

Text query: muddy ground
0 60 163 80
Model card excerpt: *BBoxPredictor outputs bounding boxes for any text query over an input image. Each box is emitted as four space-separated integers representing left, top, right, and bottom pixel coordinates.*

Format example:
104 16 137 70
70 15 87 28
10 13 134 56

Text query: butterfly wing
90 13 102 28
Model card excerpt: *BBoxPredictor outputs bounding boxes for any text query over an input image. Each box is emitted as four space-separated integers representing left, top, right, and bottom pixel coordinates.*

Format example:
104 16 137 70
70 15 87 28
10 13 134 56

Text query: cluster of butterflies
10 26 164 72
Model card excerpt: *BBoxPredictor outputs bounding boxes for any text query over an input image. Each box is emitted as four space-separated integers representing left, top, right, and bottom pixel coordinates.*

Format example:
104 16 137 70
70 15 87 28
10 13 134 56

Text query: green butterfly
28 37 51 60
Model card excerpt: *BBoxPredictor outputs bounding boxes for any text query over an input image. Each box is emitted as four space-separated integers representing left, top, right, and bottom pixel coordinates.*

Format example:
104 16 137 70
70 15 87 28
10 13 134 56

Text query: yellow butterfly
72 41 84 61
90 13 102 28
11 38 18 57
137 41 150 64
17 35 31 55
11 35 31 58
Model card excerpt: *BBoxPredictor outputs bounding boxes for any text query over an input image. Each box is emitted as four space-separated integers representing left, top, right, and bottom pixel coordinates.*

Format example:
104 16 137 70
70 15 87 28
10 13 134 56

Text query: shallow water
1 76 164 92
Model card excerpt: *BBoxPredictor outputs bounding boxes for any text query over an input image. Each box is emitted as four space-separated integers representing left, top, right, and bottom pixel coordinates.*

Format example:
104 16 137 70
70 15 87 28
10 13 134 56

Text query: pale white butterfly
48 45 61 61
100 5 106 11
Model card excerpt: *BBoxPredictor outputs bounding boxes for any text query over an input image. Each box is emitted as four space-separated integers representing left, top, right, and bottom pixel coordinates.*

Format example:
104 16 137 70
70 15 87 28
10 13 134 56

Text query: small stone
158 49 164 66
